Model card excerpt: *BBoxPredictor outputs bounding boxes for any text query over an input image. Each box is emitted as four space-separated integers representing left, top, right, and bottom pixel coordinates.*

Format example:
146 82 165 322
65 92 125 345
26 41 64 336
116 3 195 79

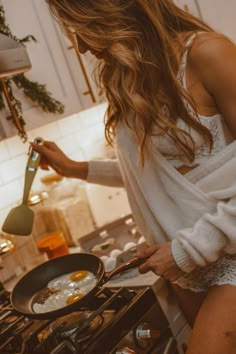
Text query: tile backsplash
0 102 113 226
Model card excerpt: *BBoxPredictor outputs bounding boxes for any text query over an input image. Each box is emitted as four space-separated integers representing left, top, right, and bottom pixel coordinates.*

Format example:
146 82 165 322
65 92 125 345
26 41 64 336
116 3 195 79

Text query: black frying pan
11 253 145 319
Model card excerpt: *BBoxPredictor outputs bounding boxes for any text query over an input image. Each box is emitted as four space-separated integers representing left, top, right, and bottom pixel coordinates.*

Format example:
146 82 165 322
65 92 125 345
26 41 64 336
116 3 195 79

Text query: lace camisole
166 33 236 292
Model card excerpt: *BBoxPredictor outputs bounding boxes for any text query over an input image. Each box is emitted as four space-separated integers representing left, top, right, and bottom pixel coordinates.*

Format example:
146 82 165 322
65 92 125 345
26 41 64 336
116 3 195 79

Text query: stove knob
114 347 135 354
135 322 161 347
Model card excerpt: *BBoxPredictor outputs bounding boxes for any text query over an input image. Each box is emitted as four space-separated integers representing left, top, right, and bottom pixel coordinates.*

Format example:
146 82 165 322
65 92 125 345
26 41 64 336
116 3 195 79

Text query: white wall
175 0 236 43
197 0 236 42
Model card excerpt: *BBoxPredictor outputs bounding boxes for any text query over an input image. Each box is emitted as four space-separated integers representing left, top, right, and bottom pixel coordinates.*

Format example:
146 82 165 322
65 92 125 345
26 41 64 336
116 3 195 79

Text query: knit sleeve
171 196 236 273
87 159 124 187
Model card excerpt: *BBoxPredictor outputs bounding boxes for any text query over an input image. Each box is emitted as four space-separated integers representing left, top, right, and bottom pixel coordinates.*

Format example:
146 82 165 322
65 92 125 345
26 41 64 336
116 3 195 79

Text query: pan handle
104 256 148 282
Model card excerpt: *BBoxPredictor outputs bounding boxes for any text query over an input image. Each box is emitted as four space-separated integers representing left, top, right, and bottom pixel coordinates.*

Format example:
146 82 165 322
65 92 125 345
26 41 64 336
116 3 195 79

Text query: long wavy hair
46 0 214 163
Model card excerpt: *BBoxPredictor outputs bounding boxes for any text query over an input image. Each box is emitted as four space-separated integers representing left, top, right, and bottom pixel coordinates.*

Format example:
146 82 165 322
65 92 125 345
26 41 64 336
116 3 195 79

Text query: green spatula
2 137 44 236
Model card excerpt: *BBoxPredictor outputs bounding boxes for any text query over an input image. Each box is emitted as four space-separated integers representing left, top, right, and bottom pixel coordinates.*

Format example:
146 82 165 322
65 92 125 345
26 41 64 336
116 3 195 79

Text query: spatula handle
22 137 44 204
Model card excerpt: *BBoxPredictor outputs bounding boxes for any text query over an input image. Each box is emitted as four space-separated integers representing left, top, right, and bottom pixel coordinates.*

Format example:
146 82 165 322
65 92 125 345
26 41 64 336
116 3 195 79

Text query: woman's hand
136 242 184 282
30 141 72 176
30 140 88 180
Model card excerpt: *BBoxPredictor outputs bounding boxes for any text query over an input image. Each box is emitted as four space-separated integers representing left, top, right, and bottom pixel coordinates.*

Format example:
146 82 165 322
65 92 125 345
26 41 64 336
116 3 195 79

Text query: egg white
33 271 96 313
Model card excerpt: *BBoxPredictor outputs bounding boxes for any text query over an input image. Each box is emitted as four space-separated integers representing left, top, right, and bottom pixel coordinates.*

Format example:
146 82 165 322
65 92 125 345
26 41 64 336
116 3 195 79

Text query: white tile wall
0 102 109 227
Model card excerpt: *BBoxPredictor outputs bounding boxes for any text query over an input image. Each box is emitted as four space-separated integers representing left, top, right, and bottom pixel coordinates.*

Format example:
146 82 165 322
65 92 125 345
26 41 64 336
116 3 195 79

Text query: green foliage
0 5 65 141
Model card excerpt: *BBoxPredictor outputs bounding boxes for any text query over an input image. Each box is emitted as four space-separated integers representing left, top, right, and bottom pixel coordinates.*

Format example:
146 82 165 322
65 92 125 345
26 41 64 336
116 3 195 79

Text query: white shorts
173 254 236 292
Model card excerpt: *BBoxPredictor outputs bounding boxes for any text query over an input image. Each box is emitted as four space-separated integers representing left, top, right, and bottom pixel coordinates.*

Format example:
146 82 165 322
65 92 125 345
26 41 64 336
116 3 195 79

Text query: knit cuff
171 239 197 273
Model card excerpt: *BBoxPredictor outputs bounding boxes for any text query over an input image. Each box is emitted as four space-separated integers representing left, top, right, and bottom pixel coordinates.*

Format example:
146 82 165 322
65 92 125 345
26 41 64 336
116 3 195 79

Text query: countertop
106 268 165 290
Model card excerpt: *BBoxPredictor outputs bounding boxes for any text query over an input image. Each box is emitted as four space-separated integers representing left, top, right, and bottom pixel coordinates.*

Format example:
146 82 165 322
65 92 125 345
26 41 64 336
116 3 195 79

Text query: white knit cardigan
87 122 236 274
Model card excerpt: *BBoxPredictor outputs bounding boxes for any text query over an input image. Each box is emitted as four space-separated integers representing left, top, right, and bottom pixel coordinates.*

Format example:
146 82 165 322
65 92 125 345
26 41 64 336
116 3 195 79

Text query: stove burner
52 311 104 342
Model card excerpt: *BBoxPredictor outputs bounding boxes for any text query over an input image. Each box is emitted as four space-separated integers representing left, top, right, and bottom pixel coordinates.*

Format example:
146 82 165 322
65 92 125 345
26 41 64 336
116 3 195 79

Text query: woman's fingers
30 141 62 164
137 245 161 274
138 259 153 274
40 155 50 170
30 141 51 156
138 242 185 281
136 244 160 258
43 140 63 152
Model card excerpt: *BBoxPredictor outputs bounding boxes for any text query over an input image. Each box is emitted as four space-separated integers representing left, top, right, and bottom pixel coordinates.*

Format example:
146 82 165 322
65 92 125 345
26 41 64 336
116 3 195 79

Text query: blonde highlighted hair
47 0 214 163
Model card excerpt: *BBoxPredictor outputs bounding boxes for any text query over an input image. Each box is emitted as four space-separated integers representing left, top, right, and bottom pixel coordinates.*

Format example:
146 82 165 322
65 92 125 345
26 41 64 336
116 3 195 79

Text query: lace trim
194 117 226 157
157 113 227 168
173 255 236 292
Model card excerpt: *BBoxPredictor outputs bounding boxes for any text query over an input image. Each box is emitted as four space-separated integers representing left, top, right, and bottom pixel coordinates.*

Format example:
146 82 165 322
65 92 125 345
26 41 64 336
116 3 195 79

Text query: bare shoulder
187 32 236 138
189 32 235 66
188 32 236 90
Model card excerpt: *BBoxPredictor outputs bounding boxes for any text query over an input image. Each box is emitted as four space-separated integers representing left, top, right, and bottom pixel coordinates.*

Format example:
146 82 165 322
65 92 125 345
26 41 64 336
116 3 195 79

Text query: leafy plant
0 5 64 141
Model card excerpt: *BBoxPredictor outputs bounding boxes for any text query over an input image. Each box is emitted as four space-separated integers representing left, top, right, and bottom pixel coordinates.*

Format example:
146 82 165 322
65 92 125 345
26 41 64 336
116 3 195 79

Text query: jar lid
28 191 48 206
0 238 15 255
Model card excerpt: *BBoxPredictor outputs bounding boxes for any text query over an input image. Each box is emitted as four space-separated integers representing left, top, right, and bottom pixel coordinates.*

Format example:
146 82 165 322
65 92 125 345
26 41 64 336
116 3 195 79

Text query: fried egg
33 270 96 313
70 270 88 282
66 293 84 305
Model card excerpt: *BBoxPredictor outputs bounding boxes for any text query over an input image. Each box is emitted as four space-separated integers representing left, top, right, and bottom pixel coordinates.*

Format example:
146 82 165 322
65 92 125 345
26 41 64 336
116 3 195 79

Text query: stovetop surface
0 214 172 354
0 284 168 354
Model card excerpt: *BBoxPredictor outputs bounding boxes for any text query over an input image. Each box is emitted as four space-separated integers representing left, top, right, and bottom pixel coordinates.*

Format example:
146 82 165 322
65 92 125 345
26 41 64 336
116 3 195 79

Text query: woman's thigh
187 284 236 354
170 283 206 327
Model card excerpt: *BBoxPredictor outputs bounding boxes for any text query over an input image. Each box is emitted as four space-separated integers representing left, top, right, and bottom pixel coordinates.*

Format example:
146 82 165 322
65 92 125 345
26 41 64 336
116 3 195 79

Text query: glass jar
36 231 69 259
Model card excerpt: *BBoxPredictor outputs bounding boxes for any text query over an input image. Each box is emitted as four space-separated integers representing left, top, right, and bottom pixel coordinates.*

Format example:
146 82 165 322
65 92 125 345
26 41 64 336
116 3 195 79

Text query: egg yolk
66 293 84 305
70 270 89 282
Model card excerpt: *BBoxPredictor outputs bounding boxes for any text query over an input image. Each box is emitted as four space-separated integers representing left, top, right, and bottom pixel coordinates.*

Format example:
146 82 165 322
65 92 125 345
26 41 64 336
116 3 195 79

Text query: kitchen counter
106 268 164 289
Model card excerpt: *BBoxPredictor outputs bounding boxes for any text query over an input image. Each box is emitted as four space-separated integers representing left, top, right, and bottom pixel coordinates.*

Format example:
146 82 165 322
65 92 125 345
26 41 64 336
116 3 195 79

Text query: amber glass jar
36 231 69 259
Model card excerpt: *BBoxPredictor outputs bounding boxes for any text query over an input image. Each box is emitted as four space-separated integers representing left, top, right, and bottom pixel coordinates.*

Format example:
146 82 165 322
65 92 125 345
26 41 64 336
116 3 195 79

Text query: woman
31 1 236 353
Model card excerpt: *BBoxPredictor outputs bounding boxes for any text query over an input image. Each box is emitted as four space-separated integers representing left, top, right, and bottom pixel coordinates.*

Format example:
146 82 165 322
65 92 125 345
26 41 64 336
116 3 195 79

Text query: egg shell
138 236 146 244
123 242 137 251
104 257 116 272
100 256 109 263
110 249 122 259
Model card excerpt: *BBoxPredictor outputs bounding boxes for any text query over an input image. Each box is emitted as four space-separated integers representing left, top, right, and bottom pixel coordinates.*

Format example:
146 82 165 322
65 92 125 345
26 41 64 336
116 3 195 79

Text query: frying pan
11 253 146 319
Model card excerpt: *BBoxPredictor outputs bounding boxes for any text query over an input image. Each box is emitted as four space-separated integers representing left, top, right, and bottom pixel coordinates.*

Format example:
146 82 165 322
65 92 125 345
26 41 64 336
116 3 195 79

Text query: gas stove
0 283 178 354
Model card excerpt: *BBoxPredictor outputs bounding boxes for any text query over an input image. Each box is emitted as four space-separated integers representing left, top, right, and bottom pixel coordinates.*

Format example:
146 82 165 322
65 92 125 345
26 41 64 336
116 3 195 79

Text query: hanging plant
0 5 64 141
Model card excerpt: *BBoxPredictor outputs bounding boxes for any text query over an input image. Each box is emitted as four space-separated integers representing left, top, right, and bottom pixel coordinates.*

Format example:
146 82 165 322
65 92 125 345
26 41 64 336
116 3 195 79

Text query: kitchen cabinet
0 0 102 136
